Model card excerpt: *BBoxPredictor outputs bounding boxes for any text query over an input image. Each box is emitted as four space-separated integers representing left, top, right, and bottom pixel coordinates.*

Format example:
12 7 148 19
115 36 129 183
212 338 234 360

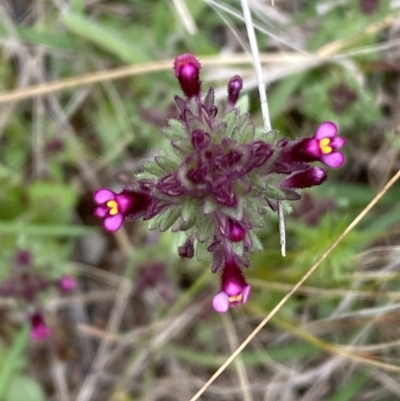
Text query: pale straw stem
240 0 285 256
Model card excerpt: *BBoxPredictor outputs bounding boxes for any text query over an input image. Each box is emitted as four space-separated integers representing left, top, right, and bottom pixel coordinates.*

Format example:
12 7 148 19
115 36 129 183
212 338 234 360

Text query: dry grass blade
0 53 313 104
222 314 252 401
188 169 400 401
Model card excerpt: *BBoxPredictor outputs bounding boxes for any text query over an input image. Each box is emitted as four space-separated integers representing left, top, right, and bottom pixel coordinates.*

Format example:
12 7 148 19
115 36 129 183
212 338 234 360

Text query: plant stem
239 0 286 256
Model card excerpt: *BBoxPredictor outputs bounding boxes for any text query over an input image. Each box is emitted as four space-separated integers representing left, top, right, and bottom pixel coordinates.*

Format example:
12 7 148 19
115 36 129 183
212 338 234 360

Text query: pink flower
212 258 251 313
299 122 346 168
29 312 51 341
58 275 77 292
93 188 151 232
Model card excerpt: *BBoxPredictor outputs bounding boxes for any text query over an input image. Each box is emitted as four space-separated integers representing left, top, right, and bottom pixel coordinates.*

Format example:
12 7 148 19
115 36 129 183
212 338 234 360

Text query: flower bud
173 54 201 98
227 75 243 109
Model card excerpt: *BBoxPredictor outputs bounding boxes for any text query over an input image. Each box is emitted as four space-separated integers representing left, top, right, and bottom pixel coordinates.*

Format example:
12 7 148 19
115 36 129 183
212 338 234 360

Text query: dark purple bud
227 75 243 109
207 241 224 273
178 238 194 258
174 54 201 98
134 261 175 304
44 139 64 154
15 250 31 267
30 312 51 341
280 167 327 189
192 129 211 150
359 0 380 14
227 220 246 242
329 84 358 114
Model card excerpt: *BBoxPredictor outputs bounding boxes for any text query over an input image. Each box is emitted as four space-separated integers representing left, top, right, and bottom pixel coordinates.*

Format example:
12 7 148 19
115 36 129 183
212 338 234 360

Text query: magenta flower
29 312 51 341
58 275 77 292
297 122 346 168
212 257 251 313
93 188 151 232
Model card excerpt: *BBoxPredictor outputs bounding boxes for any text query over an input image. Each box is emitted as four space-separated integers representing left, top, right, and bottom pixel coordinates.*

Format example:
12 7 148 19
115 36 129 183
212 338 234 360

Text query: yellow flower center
107 200 119 215
319 138 332 154
229 294 243 303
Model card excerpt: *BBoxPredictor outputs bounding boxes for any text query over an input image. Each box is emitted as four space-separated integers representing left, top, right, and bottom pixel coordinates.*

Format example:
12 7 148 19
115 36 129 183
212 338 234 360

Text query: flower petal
314 121 337 140
321 152 345 168
94 206 109 218
94 188 115 204
103 214 124 232
301 138 321 159
212 291 230 313
242 285 251 303
330 136 346 149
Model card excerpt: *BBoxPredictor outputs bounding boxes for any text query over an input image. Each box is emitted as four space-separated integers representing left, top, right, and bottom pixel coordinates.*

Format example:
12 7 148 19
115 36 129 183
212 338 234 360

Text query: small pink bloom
212 258 251 313
300 122 346 168
58 275 77 292
30 312 51 341
93 187 151 232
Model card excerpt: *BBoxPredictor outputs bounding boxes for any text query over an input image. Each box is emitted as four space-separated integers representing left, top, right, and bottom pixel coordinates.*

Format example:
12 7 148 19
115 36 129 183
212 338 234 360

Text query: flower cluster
94 54 346 312
0 250 77 340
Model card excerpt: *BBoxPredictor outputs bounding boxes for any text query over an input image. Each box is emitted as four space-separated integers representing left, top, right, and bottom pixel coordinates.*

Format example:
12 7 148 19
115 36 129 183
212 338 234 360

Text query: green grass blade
0 324 29 399
328 371 369 401
0 223 95 237
61 12 151 63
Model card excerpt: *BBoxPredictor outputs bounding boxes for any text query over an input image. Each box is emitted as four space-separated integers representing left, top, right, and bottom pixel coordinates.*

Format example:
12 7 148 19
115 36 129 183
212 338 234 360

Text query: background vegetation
1 0 400 400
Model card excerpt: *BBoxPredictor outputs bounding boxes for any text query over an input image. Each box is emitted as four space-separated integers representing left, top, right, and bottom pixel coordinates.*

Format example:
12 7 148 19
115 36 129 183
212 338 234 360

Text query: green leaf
159 206 182 232
248 231 264 251
0 22 78 50
147 213 164 231
236 95 249 114
223 109 238 138
0 223 94 237
142 160 164 176
62 12 150 63
202 198 217 215
6 375 47 401
28 181 77 224
163 120 188 142
181 200 197 223
155 151 179 172
195 240 209 262
197 216 214 242
328 372 369 401
0 325 29 399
